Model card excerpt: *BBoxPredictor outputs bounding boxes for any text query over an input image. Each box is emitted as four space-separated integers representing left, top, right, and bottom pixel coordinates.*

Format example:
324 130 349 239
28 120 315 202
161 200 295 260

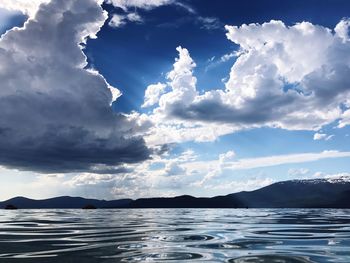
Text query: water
0 209 349 262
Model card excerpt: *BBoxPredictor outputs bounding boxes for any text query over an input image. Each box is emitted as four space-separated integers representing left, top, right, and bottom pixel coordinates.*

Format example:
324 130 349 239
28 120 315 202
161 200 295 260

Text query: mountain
233 177 350 208
130 195 243 208
131 178 350 208
1 177 350 209
0 196 132 209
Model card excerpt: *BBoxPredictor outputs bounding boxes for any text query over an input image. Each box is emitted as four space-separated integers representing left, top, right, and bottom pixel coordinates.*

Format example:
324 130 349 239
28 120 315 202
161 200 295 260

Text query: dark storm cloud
0 0 151 173
168 93 297 125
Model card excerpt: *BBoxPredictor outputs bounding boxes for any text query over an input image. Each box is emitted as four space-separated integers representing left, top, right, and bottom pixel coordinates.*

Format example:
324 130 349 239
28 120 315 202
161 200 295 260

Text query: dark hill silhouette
1 178 350 209
4 204 17 210
82 204 97 209
0 196 132 209
233 179 350 208
130 195 244 208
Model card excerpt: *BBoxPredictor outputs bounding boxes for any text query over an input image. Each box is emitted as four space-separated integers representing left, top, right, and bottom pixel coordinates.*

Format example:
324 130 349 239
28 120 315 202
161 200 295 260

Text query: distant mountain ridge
0 196 132 209
1 178 350 209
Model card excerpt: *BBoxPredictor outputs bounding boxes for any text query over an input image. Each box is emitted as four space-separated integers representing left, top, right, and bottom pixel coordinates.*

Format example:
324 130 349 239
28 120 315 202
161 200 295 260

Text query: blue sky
0 0 349 200
87 0 350 112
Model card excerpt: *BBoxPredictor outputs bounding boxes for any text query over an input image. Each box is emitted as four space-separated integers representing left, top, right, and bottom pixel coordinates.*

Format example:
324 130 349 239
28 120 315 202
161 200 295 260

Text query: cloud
142 82 167 107
66 173 115 186
313 171 350 182
335 19 350 42
108 149 198 198
164 161 185 176
114 0 222 32
313 133 327 140
188 150 350 187
0 0 150 173
109 149 350 197
191 150 236 187
106 0 173 11
0 8 22 35
140 47 239 145
223 150 350 170
219 150 236 163
185 150 350 176
106 0 172 28
338 108 350 128
108 12 143 28
220 51 238 62
288 168 309 177
206 177 275 192
143 19 350 144
204 50 239 72
4 148 349 199
313 132 334 141
0 0 50 17
108 14 126 27
196 16 222 30
126 12 142 22
107 0 220 30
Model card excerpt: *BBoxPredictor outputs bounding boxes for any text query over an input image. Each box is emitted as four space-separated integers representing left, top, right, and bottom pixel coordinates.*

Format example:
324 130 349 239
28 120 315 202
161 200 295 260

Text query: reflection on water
0 209 349 262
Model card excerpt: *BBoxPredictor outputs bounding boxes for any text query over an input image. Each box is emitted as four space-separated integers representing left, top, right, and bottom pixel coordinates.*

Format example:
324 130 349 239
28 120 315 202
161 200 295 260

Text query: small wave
228 254 314 263
0 209 349 262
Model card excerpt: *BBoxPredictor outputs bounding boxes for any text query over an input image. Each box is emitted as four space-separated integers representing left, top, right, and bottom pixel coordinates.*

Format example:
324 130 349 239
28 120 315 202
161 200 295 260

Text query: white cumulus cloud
142 19 350 145
142 82 167 107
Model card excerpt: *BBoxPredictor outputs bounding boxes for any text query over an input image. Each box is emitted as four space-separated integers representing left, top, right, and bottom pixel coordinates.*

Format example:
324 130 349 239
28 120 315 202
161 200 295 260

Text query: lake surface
0 209 349 262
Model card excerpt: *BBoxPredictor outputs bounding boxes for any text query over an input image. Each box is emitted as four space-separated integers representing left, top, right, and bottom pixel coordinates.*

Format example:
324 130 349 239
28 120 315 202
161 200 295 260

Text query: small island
82 204 97 209
4 204 18 210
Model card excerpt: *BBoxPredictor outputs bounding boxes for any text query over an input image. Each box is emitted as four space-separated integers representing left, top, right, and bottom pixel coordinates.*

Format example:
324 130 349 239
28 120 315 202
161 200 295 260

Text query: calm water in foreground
0 209 349 262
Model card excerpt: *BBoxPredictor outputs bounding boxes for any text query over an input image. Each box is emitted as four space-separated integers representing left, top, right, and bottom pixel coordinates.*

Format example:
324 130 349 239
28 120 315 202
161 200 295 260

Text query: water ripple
0 209 349 262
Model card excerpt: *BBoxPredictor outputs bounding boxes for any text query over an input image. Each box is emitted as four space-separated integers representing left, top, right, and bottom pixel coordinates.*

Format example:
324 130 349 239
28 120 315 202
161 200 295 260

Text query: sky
0 0 349 200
